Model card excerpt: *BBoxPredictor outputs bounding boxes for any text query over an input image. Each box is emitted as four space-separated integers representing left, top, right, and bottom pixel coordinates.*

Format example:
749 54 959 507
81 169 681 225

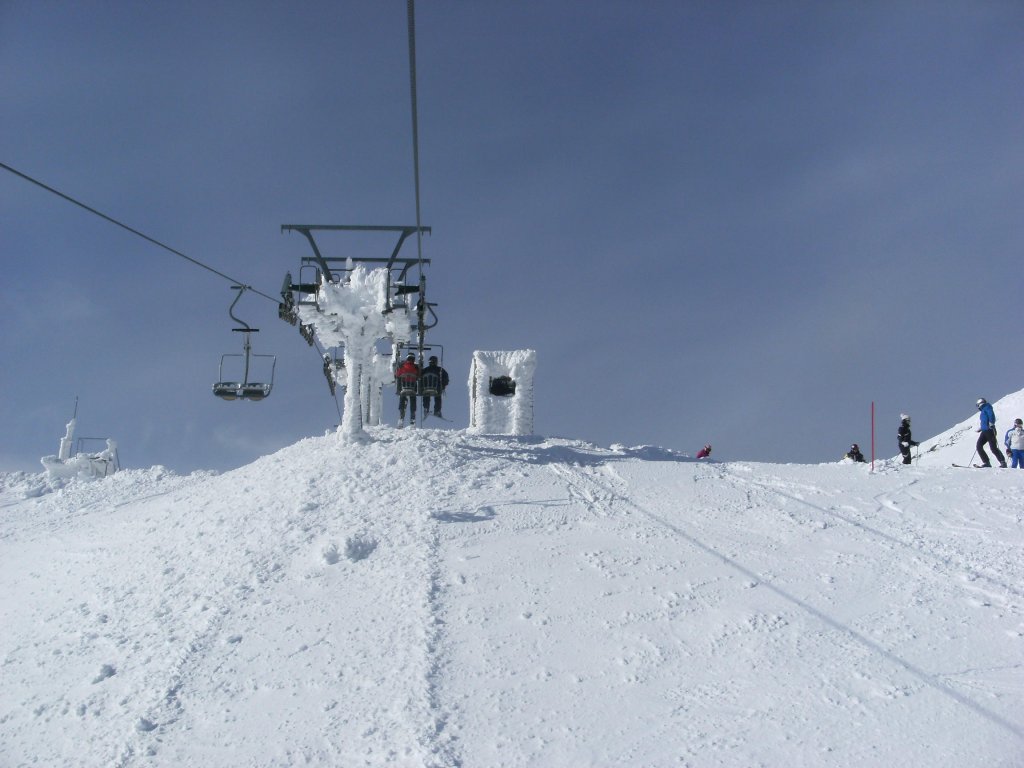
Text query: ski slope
2 401 1023 766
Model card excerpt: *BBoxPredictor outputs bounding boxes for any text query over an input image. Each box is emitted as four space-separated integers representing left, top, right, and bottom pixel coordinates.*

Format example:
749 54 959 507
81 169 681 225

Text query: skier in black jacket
897 414 918 465
420 356 449 418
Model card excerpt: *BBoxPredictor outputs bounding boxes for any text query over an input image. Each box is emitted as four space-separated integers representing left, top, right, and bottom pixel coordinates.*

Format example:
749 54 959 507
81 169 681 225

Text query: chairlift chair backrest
419 372 442 396
394 343 445 397
396 367 418 396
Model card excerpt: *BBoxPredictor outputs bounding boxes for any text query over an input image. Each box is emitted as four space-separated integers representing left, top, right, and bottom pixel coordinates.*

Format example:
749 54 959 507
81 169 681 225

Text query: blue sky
2 1 1022 472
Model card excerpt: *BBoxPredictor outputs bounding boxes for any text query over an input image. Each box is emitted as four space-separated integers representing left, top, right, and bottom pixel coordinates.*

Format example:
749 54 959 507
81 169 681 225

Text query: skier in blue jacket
975 398 1007 468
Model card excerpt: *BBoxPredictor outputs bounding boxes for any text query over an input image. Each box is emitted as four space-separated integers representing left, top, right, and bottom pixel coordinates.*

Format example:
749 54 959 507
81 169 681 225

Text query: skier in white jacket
1004 418 1024 469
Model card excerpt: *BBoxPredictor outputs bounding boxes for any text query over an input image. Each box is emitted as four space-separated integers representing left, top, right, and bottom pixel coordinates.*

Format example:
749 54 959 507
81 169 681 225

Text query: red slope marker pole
871 401 875 472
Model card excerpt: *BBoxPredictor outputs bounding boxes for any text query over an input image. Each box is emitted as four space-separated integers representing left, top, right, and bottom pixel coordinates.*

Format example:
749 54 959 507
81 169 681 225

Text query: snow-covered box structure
39 417 119 481
467 350 536 436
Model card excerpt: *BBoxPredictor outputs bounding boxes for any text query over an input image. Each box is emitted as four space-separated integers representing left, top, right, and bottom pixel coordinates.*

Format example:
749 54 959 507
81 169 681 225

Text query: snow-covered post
362 353 393 426
467 350 536 436
298 266 412 440
340 349 365 436
58 418 76 460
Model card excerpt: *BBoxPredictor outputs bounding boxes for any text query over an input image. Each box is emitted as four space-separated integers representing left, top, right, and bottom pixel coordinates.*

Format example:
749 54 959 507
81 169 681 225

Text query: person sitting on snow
846 443 865 462
696 444 712 459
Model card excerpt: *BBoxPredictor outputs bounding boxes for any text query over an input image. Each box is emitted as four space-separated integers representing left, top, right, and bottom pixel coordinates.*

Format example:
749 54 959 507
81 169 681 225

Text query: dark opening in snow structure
489 376 516 397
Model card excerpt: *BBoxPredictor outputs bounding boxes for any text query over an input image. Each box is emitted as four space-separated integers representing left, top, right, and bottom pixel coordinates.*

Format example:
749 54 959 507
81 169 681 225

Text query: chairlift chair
213 286 277 401
322 350 345 396
394 343 445 397
417 344 445 398
395 365 418 397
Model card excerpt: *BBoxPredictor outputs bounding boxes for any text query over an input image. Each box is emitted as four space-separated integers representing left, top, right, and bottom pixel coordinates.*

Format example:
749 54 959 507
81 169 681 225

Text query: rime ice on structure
39 417 119 481
468 350 536 436
298 265 413 439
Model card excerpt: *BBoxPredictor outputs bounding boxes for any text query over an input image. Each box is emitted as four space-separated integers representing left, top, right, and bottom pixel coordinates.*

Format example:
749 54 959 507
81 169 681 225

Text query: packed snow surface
2 395 1023 766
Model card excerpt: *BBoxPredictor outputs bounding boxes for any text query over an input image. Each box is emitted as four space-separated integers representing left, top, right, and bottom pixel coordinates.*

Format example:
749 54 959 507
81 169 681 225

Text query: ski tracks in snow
545 458 1024 757
0 433 467 768
4 434 1022 766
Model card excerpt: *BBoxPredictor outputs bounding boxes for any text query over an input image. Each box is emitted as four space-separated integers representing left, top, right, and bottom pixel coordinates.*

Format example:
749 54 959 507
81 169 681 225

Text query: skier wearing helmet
846 444 865 462
395 353 420 425
897 414 918 465
420 355 449 418
696 444 712 459
975 398 1007 468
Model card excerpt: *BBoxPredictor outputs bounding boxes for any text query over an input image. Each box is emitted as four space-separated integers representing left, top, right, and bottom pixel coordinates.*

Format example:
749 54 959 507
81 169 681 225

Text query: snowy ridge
1 422 1023 766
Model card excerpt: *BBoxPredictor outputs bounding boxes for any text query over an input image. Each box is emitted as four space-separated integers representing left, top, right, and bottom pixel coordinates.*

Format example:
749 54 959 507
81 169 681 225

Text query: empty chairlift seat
213 381 243 400
212 379 273 401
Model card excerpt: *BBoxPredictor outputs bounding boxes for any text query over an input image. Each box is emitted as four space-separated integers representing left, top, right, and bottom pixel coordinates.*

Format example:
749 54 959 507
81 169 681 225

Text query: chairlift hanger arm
422 301 439 330
227 285 252 332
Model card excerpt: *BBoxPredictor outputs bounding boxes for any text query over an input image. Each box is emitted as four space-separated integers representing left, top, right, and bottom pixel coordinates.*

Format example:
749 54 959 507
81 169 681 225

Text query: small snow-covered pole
58 418 76 461
58 397 79 461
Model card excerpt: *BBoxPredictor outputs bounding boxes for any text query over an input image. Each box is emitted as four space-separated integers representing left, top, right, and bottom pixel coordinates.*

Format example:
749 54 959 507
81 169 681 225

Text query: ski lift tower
279 224 437 436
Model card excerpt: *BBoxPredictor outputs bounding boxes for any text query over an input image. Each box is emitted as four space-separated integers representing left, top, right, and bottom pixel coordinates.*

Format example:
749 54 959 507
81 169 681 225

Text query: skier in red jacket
395 353 419 425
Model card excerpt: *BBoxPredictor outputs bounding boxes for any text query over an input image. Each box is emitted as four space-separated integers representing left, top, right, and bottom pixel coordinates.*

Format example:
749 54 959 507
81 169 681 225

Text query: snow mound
1 418 1022 766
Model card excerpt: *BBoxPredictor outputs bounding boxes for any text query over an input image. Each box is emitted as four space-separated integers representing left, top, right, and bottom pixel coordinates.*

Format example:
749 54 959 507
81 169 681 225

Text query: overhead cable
0 161 277 304
406 0 424 280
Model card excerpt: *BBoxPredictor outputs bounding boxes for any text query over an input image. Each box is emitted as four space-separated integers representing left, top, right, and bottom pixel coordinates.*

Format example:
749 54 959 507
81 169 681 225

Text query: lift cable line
2 160 339 414
406 0 425 283
0 161 278 304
